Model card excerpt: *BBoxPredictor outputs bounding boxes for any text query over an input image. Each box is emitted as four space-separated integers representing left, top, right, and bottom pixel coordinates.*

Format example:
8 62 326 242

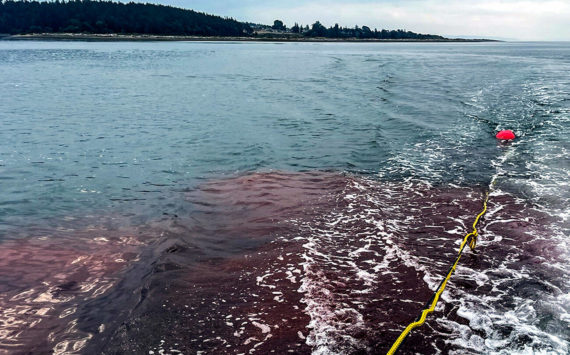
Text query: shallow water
0 41 568 354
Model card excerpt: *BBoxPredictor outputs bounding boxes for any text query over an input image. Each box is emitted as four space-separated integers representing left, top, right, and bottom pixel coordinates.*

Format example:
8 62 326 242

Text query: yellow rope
386 191 489 355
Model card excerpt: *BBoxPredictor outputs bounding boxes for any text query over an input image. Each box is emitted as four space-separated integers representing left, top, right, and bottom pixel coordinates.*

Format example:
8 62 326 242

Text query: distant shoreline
1 33 498 43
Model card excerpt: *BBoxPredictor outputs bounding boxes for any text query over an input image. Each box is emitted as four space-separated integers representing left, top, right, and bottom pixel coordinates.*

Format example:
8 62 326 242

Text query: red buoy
496 130 515 140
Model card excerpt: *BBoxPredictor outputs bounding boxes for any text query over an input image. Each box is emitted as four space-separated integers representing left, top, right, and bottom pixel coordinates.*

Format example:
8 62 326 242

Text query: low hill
0 0 450 41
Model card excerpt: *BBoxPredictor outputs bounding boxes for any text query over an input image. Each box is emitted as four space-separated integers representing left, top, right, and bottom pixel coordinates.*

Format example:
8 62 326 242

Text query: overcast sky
132 0 569 41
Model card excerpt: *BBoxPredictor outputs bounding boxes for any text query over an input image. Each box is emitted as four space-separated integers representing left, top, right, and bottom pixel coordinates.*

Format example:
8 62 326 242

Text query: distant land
445 34 517 41
0 0 495 42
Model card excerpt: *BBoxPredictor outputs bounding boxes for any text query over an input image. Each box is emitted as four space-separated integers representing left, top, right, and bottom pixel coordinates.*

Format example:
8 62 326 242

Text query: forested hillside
0 0 252 36
0 0 446 40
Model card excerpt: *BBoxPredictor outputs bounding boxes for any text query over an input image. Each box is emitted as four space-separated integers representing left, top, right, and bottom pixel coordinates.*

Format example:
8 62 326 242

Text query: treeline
308 21 443 40
0 0 445 40
0 0 252 36
290 21 444 40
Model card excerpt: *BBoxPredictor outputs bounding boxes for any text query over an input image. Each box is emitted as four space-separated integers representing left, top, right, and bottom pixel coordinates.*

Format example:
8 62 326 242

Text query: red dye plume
496 130 515 140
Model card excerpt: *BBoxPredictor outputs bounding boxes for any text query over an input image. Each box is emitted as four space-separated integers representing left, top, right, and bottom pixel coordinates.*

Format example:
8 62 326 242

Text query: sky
132 0 569 41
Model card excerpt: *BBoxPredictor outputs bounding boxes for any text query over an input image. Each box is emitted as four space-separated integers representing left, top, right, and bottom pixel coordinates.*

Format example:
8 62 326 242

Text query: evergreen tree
307 21 327 37
291 22 300 33
272 19 285 31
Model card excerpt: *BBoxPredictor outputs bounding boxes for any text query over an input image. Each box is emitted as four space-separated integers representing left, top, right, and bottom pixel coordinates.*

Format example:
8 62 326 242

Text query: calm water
0 41 568 354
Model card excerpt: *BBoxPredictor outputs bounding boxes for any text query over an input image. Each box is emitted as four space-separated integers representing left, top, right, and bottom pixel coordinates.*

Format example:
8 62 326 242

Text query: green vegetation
0 0 446 40
303 21 444 40
0 0 252 36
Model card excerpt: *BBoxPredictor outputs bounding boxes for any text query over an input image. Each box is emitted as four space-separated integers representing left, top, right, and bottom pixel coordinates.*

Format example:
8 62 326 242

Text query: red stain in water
0 227 149 354
1 172 564 355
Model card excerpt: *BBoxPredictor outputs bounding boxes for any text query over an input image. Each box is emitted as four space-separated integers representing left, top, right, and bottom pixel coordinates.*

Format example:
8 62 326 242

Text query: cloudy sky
134 0 569 41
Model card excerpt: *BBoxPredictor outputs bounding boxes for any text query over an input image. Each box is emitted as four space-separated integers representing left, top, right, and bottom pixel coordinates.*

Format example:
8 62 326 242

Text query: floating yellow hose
386 191 489 355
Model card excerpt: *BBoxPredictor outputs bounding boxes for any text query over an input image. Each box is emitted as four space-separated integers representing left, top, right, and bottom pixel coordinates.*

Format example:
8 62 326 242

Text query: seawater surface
0 41 568 354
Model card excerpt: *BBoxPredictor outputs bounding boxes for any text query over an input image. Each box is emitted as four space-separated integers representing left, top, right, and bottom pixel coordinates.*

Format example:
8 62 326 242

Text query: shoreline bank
1 33 498 42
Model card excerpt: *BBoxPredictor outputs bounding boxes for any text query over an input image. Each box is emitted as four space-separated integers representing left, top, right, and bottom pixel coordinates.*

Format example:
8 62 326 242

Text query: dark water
0 41 568 354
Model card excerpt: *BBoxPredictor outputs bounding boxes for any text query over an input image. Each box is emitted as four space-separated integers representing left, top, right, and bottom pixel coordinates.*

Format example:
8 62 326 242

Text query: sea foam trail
436 141 570 355
289 178 567 354
293 177 483 354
